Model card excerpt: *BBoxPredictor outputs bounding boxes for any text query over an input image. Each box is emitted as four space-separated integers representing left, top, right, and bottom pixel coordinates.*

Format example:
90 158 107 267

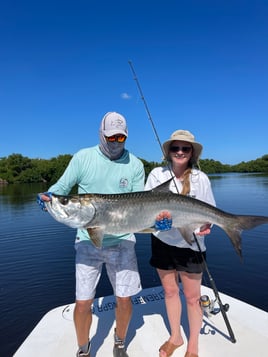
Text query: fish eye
59 197 69 205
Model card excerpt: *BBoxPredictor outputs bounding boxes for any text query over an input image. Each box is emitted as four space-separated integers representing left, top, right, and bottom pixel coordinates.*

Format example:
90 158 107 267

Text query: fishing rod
193 233 236 343
128 60 237 344
128 61 164 158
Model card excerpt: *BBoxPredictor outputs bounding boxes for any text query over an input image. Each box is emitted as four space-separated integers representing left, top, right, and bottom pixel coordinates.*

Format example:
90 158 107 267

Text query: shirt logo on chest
119 178 128 188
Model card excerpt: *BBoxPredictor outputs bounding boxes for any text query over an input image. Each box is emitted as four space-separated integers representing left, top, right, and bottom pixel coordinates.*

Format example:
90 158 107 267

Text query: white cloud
121 92 131 100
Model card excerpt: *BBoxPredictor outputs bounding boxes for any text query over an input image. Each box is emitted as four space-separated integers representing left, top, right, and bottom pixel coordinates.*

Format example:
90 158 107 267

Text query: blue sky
0 0 267 164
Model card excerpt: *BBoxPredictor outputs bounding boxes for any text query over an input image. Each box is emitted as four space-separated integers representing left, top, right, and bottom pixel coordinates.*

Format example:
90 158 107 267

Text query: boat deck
14 285 268 357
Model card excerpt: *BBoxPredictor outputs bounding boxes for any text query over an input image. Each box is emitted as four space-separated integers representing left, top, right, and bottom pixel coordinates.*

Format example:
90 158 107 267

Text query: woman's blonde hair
180 156 200 196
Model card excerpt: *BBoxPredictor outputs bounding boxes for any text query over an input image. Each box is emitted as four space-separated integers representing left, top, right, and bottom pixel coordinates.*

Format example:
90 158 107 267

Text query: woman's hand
155 211 211 235
197 223 211 236
155 211 172 231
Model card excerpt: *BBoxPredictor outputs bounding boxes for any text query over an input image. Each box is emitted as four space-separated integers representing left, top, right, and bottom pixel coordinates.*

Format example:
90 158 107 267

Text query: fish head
45 194 96 229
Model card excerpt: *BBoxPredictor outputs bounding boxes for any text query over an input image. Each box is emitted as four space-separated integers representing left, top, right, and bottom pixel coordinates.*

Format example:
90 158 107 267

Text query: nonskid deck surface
14 285 268 357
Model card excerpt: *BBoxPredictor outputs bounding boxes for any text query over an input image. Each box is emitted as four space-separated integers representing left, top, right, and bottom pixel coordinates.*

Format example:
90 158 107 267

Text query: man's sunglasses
105 135 127 143
169 146 192 153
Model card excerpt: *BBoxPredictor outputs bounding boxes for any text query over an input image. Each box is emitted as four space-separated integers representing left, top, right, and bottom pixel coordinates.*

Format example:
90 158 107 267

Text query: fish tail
223 215 268 259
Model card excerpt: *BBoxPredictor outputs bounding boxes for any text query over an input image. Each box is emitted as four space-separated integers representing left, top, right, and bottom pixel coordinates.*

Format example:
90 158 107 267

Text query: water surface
1 173 268 356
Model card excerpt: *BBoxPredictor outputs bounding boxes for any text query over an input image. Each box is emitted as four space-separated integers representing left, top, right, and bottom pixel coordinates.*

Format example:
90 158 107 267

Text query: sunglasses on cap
169 146 192 153
105 134 127 143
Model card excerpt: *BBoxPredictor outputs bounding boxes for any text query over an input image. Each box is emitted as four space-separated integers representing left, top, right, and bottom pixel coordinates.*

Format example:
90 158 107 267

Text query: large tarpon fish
44 180 268 257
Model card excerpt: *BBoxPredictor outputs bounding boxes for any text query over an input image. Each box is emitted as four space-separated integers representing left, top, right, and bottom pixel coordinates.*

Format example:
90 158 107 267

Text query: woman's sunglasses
169 146 192 153
105 135 127 143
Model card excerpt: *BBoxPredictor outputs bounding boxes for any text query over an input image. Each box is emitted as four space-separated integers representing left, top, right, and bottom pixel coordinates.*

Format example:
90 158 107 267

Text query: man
38 112 145 357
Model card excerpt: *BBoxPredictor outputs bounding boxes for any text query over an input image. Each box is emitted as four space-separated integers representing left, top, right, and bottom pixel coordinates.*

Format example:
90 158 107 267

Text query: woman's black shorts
149 234 206 274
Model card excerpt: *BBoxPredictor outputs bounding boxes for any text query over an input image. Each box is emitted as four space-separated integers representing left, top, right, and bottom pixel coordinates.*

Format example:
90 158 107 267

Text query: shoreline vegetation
0 153 268 184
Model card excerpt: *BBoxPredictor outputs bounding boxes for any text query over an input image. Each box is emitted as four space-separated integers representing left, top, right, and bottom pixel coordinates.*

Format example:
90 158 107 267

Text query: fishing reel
200 295 230 315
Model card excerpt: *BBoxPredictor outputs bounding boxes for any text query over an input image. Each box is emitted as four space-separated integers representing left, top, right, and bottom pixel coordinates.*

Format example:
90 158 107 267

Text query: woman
145 130 216 357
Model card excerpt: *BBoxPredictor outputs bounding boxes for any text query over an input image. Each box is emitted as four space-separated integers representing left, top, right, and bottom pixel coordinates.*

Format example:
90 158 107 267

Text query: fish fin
87 228 104 248
224 227 242 259
177 227 195 245
151 178 174 193
222 215 268 259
